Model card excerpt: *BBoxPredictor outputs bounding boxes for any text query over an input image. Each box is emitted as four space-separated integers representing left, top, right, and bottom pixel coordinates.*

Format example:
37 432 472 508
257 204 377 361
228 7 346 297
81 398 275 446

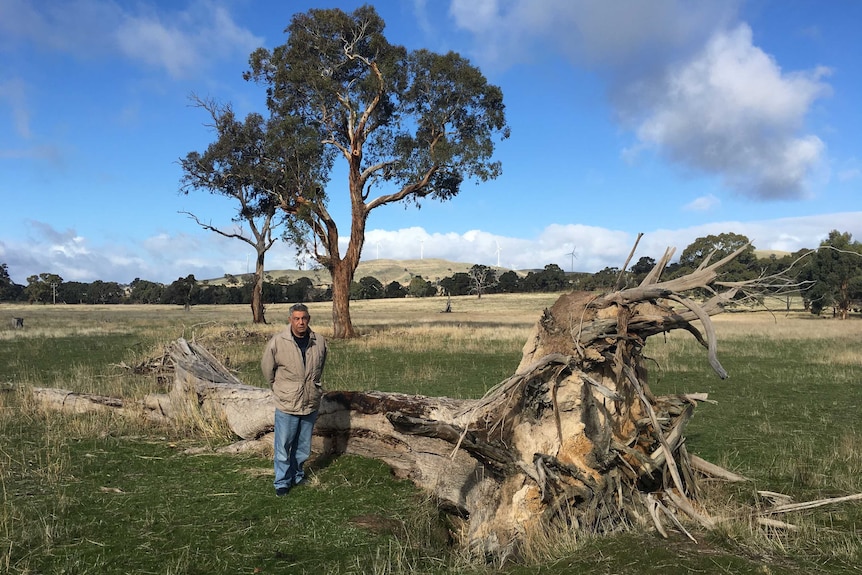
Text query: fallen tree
30 244 859 558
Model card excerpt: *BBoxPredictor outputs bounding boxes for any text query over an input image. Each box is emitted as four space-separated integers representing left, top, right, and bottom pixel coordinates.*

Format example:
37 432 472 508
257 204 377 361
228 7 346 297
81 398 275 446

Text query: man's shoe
275 487 290 497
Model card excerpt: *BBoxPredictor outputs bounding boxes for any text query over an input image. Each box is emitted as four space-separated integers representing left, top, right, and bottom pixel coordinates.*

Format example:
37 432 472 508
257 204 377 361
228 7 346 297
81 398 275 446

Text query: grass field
1 294 861 574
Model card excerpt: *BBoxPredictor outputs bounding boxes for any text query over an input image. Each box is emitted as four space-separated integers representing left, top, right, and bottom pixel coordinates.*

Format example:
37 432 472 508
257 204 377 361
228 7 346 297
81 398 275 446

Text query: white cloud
0 0 123 55
635 25 830 199
50 235 90 257
683 194 720 212
0 144 62 162
116 3 263 79
448 0 734 71
116 17 198 79
447 1 830 201
837 167 861 182
3 223 236 284
0 0 262 80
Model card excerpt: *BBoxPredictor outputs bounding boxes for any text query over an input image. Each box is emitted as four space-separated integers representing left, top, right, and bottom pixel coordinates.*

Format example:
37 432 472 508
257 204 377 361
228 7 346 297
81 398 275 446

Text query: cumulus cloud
635 25 830 199
362 213 861 276
447 0 830 201
0 0 262 80
116 3 263 79
1 221 247 284
449 0 734 72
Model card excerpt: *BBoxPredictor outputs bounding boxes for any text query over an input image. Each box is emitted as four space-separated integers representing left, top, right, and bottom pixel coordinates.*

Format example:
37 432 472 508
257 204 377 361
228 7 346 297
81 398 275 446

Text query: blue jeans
273 408 318 490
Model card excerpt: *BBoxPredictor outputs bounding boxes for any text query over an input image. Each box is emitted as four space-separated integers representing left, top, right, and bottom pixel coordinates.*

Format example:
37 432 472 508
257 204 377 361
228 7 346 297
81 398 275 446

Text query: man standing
261 303 328 497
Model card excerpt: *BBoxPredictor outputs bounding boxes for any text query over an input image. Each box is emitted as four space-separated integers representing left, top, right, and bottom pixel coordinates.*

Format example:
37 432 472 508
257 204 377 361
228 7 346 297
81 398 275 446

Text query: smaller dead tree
468 264 497 299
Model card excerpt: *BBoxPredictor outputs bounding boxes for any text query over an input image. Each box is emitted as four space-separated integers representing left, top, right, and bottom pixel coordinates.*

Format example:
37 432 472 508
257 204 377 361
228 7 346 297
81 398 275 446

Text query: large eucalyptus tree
244 5 509 337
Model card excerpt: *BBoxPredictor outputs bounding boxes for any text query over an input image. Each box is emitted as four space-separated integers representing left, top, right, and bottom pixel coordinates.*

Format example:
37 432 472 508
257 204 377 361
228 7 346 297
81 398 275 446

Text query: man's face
289 311 310 337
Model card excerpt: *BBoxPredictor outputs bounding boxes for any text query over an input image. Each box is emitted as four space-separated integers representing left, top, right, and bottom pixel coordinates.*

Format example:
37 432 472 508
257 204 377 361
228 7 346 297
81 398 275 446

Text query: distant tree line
2 231 861 318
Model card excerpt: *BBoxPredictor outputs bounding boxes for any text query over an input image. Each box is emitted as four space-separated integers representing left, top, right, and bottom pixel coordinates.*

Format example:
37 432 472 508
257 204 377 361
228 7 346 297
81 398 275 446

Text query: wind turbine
420 238 425 260
376 240 381 260
495 240 502 267
566 246 578 273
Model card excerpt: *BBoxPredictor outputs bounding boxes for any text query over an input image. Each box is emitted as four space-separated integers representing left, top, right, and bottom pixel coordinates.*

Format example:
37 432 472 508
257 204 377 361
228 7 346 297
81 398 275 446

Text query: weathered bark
329 257 358 339
252 250 267 324
31 244 857 557
31 388 127 414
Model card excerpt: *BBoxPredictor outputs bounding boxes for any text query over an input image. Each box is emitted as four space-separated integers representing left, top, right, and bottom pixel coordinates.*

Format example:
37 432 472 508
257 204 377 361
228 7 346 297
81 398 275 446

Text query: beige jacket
261 328 328 415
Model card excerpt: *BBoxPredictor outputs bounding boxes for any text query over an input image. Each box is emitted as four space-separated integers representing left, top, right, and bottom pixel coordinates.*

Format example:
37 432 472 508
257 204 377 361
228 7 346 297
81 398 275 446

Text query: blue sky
1 0 860 285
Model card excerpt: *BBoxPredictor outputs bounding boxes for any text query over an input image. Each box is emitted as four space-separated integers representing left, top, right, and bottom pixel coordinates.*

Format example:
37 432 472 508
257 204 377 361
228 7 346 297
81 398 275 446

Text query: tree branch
180 211 256 248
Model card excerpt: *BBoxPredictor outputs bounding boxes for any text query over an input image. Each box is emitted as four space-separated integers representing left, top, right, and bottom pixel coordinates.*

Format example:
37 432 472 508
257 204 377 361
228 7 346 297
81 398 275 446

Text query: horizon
8 248 795 288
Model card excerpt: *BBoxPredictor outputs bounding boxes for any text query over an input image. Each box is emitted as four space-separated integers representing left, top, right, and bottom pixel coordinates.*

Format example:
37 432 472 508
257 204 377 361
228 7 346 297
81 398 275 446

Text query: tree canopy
24 273 63 304
801 230 862 318
675 232 757 280
0 263 22 301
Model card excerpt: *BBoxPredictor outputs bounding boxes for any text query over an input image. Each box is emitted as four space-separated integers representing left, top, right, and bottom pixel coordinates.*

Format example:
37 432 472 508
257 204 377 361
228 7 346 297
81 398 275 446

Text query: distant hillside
205 259 516 287
203 251 792 287
754 249 792 259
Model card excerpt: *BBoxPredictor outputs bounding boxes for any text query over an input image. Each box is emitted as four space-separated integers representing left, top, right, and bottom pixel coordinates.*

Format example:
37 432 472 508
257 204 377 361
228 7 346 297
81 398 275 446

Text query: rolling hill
205 250 791 287
205 259 514 287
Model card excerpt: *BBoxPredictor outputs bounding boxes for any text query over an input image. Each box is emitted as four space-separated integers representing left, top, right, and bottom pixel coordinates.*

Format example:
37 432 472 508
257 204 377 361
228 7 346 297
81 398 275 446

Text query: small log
757 517 800 530
760 493 862 515
689 455 749 482
31 387 125 413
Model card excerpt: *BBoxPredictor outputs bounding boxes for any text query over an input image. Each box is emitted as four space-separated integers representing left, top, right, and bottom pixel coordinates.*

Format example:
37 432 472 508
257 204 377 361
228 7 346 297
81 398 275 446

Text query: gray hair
289 303 310 315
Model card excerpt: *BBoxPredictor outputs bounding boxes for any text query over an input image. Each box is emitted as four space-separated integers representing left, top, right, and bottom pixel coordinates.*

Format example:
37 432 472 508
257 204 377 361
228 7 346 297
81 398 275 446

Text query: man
261 303 328 497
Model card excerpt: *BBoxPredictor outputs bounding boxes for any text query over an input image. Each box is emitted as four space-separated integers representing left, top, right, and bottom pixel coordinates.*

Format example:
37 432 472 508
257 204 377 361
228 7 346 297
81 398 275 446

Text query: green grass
10 448 436 573
643 326 862 573
647 332 862 494
1 408 455 575
0 334 144 388
1 299 861 574
325 346 519 398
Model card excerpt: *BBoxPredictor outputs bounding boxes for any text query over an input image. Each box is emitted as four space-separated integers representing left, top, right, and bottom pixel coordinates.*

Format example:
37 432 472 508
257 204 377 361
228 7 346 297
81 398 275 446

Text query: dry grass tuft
162 382 237 444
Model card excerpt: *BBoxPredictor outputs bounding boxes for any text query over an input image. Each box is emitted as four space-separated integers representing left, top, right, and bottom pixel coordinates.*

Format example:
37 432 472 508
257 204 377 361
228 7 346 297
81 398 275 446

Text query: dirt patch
349 514 405 535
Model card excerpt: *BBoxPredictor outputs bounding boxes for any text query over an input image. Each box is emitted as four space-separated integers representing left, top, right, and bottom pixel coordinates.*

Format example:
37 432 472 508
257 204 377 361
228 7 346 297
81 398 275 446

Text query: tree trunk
252 250 267 324
326 158 368 339
34 244 848 559
329 258 357 338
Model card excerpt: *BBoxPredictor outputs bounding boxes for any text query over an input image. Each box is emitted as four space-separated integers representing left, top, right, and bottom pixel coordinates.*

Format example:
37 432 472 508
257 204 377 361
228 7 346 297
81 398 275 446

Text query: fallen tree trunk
29 243 858 557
